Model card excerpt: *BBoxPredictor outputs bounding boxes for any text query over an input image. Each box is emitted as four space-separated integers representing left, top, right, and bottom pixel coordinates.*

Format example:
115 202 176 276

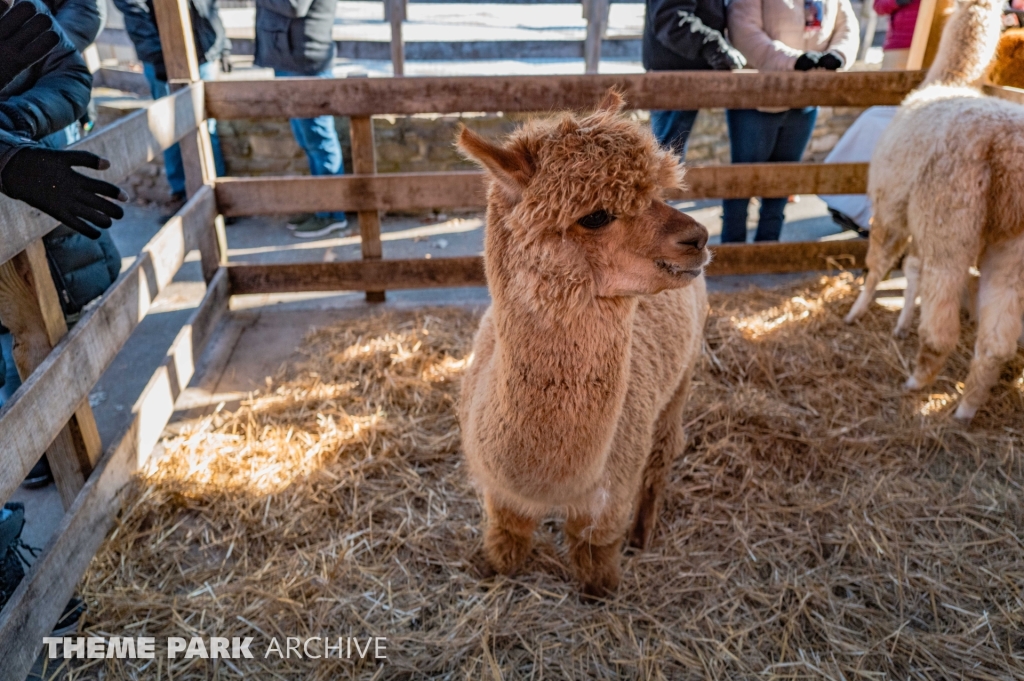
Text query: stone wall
112 105 867 207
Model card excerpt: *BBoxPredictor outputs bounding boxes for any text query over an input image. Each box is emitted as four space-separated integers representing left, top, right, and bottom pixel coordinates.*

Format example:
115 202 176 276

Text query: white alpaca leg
907 263 971 391
845 269 884 324
894 253 921 339
956 242 1024 420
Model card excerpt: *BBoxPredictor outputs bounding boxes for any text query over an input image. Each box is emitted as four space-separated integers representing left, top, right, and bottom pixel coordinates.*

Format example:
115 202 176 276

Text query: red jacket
874 0 921 50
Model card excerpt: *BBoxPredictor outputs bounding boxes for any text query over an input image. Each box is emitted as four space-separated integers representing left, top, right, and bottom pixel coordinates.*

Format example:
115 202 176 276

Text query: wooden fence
2 0 1023 672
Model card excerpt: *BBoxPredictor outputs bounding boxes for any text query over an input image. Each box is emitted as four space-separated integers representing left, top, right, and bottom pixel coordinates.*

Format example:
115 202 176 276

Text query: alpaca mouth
656 259 703 278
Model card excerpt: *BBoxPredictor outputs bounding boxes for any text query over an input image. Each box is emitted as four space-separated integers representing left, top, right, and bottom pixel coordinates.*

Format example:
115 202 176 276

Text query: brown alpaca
845 0 1024 419
457 91 709 598
986 28 1024 88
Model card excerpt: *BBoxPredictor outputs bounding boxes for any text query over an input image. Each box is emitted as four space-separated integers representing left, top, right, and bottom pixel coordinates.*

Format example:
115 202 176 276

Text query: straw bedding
62 273 1024 680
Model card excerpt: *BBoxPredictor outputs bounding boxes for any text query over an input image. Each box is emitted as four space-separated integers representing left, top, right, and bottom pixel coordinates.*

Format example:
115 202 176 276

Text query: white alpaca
845 0 1024 419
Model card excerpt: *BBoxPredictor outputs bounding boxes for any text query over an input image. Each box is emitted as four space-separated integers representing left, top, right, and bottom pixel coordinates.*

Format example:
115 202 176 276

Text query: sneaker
22 457 52 489
158 191 188 223
285 213 316 230
291 215 349 239
1 504 87 633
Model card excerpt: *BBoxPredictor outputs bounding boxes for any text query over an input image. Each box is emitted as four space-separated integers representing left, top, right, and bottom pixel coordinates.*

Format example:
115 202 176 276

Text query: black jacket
255 0 337 75
643 0 728 71
43 0 106 52
0 0 91 140
113 0 229 74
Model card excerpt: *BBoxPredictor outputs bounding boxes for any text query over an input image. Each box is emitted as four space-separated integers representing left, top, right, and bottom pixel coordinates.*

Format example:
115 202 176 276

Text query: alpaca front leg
565 503 629 600
894 253 920 339
629 377 690 550
482 494 538 576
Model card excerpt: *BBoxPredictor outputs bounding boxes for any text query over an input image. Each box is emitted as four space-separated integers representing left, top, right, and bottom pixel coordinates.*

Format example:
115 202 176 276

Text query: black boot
0 503 27 611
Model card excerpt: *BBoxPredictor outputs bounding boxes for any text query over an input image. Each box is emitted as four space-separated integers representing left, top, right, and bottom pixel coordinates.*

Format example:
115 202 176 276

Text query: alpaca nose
676 221 708 252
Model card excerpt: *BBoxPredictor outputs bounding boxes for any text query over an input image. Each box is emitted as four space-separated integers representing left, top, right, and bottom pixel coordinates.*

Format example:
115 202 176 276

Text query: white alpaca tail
922 0 1003 87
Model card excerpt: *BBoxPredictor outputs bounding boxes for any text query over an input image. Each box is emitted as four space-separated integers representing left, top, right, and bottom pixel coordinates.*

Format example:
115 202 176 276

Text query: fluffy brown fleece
846 0 1024 420
987 28 1024 88
457 91 710 598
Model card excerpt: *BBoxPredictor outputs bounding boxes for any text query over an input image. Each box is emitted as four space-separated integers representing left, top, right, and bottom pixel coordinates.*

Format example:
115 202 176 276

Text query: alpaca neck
481 218 637 484
923 0 1002 88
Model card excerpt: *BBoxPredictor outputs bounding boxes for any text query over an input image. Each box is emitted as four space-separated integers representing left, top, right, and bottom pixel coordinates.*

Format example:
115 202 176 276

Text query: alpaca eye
577 210 615 230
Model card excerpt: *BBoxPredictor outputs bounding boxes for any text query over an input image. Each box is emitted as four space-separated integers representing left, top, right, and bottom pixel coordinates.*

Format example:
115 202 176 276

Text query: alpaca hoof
483 527 533 576
580 576 619 603
954 402 977 421
843 311 858 325
570 540 622 602
903 376 924 391
893 325 910 339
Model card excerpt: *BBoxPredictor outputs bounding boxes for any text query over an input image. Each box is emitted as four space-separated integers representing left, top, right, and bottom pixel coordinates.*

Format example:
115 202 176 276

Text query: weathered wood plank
227 239 867 295
204 71 924 120
228 256 487 294
0 85 203 265
983 83 1024 105
350 115 385 302
0 268 229 681
214 163 869 216
705 238 868 277
0 187 216 508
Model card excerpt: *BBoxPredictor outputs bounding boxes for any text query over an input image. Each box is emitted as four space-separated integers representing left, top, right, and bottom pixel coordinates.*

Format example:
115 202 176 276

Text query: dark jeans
650 109 699 157
722 107 818 243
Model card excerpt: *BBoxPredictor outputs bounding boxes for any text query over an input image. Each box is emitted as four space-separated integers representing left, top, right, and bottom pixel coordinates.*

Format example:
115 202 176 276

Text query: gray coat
255 0 337 75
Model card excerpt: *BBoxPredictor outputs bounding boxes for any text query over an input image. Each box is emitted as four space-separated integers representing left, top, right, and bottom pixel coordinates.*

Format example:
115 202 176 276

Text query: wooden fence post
907 0 955 70
0 241 101 509
583 0 610 75
385 0 406 77
153 0 227 282
350 115 385 303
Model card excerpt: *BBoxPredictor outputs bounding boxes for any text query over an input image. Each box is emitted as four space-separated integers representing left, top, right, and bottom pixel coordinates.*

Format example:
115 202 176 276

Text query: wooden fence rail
203 70 926 119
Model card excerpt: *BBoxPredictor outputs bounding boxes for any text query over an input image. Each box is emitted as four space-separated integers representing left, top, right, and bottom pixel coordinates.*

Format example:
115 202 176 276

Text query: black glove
700 36 747 71
794 51 823 71
220 50 232 73
0 0 60 90
817 51 844 70
1 148 127 239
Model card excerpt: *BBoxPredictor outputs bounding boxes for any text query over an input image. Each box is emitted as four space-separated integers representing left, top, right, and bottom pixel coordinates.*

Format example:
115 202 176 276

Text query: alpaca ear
457 126 534 200
595 88 626 114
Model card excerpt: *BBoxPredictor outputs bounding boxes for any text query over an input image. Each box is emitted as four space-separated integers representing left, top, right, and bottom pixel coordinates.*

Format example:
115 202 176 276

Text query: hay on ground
60 273 1024 680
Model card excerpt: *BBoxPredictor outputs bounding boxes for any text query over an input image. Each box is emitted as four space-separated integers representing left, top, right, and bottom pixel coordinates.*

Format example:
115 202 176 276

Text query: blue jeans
144 61 226 196
0 332 20 405
722 107 818 243
650 109 699 157
274 68 345 221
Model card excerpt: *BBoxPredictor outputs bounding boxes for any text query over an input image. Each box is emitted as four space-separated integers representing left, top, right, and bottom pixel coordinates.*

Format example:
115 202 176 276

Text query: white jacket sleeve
826 0 860 69
727 0 803 72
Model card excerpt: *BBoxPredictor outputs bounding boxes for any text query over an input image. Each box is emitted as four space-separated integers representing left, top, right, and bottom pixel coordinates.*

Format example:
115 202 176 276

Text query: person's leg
0 332 21 405
197 61 226 177
650 109 700 157
722 109 783 243
277 68 346 222
753 107 818 242
144 62 187 196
